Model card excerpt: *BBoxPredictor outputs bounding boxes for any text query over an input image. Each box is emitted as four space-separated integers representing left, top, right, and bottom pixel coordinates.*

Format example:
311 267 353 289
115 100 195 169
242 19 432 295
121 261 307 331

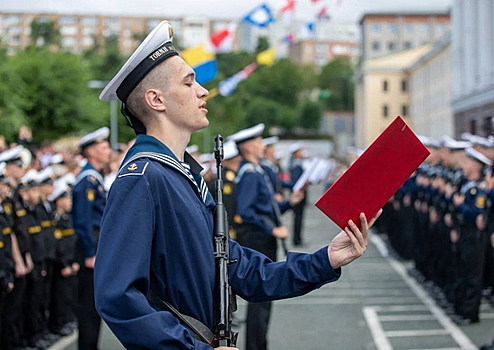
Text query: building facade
409 35 453 140
355 45 433 147
451 0 494 138
0 11 233 55
359 12 450 61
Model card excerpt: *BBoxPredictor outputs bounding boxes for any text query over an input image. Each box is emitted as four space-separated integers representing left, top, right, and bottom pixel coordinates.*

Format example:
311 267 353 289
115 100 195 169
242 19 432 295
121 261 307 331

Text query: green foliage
29 19 61 48
255 36 270 54
3 49 106 143
299 100 322 129
318 57 354 111
216 51 254 79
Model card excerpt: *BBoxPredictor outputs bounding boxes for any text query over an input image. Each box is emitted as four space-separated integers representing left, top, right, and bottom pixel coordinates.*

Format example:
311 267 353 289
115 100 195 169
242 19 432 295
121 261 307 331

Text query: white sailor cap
444 139 471 151
18 169 39 189
186 144 199 154
418 135 441 149
465 147 492 166
288 141 306 154
263 136 279 146
50 153 64 165
100 21 177 103
59 172 76 187
48 179 72 202
0 145 24 165
36 166 55 185
223 140 239 160
198 153 215 164
0 162 7 183
227 123 265 144
471 135 493 148
77 127 110 149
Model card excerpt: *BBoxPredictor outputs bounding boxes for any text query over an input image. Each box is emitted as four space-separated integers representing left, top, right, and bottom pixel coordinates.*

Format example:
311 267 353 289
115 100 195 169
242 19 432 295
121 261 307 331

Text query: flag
243 3 276 27
310 0 322 2
210 22 237 53
317 6 330 20
181 45 217 84
256 48 276 66
301 22 316 39
279 0 295 13
282 33 295 44
218 63 258 96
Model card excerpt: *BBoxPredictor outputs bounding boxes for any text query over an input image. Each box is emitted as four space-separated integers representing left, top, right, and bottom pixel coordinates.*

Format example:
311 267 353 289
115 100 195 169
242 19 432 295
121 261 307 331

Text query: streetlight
88 80 119 151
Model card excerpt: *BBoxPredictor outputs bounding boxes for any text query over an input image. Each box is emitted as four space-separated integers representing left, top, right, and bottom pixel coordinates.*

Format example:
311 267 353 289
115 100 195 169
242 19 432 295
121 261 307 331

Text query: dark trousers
25 265 46 344
49 263 77 333
2 276 27 349
292 201 306 246
237 225 277 350
76 264 101 350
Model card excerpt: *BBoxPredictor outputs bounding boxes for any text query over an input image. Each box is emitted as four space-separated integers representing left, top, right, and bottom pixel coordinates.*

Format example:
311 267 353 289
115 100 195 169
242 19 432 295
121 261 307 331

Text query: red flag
310 0 322 3
280 0 295 13
317 6 330 20
210 22 237 52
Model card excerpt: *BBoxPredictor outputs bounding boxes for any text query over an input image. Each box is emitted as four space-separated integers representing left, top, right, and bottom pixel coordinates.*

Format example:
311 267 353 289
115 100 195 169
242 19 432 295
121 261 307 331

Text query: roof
359 11 450 25
363 44 434 72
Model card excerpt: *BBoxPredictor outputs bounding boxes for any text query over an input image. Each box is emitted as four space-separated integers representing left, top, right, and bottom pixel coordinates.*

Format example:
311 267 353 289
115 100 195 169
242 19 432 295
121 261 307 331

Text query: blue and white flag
243 3 276 27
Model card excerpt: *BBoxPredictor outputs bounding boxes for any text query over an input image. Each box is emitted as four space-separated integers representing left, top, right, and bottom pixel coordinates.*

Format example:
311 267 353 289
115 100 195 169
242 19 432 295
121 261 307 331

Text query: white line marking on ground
47 330 78 350
385 329 449 337
371 234 477 350
363 306 393 350
378 314 436 321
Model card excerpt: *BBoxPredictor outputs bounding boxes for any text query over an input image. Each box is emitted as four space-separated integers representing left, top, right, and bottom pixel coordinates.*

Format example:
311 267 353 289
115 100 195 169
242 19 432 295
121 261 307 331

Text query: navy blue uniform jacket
94 135 341 349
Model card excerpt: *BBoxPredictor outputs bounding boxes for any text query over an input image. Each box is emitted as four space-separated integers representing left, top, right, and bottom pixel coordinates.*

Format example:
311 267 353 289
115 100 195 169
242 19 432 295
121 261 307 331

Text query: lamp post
88 80 119 151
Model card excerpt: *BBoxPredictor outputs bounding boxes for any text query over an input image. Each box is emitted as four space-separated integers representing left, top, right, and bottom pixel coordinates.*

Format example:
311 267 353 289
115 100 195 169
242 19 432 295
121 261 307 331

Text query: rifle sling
147 289 215 346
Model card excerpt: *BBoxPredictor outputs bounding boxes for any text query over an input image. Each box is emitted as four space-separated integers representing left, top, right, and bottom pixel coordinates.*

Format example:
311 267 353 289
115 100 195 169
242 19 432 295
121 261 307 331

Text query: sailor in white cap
72 126 111 350
260 136 284 195
94 21 377 350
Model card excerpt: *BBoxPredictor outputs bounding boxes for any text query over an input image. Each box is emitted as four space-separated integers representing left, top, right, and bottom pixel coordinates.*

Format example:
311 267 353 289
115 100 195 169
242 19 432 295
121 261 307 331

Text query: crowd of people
375 134 494 349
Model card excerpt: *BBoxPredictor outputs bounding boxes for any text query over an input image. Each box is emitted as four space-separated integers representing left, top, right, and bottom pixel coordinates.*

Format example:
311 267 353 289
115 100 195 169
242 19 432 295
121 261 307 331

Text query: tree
4 49 106 143
299 100 322 130
255 36 270 54
318 57 354 111
29 19 60 48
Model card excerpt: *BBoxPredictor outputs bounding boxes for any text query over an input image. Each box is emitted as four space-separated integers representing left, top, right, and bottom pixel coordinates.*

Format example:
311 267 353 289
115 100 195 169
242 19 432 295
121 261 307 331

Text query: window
388 23 397 33
470 119 477 134
82 17 97 26
388 42 396 51
405 24 414 33
59 16 75 25
382 105 389 118
372 41 380 51
371 24 381 33
401 79 408 92
383 80 388 92
436 24 446 35
404 41 412 50
60 26 77 35
421 24 429 34
402 105 408 117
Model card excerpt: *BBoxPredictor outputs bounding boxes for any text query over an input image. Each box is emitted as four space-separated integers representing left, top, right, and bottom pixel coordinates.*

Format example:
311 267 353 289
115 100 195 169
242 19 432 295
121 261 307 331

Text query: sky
0 0 453 23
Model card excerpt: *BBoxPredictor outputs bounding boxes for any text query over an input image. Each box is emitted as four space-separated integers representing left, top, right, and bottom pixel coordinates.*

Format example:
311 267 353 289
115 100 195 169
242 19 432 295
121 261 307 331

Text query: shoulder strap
147 290 215 346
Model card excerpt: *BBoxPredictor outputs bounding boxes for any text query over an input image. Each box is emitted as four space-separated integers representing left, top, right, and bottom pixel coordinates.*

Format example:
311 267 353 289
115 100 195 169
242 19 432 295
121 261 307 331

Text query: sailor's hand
272 226 289 239
328 210 382 269
215 347 238 350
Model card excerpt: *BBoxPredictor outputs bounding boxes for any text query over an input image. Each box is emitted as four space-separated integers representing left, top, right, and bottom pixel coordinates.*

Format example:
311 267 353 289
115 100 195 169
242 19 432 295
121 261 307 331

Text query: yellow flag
256 48 276 66
205 87 219 101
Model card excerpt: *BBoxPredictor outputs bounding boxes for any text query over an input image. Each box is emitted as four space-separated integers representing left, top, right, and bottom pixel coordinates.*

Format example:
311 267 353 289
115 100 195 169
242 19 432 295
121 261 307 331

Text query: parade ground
51 184 494 350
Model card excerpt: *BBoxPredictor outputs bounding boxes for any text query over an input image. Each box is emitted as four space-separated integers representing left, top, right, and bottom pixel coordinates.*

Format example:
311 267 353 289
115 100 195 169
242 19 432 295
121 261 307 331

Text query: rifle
212 135 238 347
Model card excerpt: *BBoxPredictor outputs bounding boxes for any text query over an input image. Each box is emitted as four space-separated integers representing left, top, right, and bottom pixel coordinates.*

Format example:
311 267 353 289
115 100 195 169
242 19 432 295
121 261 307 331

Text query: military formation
376 134 494 337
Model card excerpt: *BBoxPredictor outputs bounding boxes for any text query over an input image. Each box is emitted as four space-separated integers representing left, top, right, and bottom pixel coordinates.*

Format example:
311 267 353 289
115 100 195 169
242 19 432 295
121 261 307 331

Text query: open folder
315 116 430 230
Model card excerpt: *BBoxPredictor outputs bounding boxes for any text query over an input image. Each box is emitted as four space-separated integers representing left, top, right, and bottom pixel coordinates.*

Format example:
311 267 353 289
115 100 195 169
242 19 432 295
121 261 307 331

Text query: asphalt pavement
50 183 494 350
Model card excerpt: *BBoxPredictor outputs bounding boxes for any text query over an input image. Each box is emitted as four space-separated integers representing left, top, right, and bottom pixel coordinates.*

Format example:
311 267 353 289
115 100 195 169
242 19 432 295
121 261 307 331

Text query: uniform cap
227 123 265 144
288 141 306 154
48 178 71 202
223 140 239 160
418 135 441 148
186 144 199 154
77 127 110 149
444 139 471 151
36 166 55 184
0 145 24 165
465 147 492 166
50 153 64 164
99 21 177 102
18 169 38 189
263 136 279 146
0 162 7 183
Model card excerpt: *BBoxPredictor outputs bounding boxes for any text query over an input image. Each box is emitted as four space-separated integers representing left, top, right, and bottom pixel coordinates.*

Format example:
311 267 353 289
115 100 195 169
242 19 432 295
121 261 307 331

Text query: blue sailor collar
120 135 209 203
74 161 105 186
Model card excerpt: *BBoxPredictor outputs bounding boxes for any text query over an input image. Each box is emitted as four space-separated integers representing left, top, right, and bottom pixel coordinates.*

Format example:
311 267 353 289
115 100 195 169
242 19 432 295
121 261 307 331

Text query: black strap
147 290 215 345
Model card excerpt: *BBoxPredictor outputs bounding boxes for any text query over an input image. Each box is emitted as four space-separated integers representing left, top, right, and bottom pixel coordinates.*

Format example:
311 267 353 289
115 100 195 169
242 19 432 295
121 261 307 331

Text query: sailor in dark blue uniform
94 21 377 350
72 126 111 350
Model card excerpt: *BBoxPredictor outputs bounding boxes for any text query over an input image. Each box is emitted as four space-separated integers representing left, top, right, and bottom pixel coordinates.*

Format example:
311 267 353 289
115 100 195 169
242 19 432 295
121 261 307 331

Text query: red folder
315 116 430 230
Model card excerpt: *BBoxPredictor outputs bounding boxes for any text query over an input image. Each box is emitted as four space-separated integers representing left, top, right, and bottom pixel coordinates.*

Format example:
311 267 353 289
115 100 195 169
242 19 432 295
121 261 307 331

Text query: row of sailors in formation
376 133 494 326
0 146 80 349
